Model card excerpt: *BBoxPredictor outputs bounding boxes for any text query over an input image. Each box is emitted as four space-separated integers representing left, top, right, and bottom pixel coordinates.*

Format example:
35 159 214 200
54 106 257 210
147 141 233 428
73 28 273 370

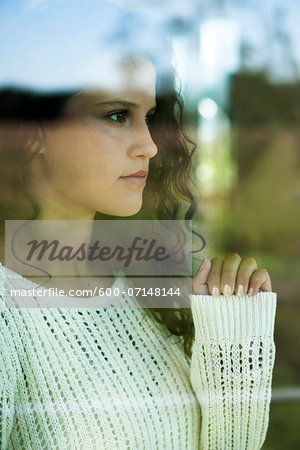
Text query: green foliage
262 402 300 450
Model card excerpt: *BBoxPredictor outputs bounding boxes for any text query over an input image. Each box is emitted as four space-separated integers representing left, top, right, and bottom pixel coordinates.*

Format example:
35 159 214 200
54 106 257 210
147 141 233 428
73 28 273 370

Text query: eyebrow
95 100 156 112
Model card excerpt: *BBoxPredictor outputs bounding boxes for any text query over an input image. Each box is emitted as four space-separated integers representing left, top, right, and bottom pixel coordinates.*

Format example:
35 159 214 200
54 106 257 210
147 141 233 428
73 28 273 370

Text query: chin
97 200 143 217
116 204 143 217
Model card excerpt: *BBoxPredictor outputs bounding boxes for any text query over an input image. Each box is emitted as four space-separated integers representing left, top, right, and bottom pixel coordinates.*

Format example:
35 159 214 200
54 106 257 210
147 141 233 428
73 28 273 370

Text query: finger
220 252 242 295
247 268 272 296
193 257 211 285
259 277 272 291
207 257 223 296
234 257 257 296
192 257 211 295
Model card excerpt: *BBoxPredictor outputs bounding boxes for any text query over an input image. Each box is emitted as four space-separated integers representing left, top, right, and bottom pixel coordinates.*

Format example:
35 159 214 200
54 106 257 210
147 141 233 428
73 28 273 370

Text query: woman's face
29 59 157 218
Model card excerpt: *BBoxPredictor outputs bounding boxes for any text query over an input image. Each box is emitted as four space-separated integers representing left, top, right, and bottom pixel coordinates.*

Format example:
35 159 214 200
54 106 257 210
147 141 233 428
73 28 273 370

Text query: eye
107 110 129 124
145 112 155 126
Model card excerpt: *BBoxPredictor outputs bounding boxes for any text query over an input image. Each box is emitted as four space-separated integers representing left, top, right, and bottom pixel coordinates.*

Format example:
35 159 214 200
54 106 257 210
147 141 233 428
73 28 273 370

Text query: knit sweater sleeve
190 291 276 450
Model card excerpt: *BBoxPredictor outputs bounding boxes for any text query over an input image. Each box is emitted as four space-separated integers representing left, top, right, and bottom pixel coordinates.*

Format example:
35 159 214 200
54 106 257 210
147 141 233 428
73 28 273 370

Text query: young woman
0 2 276 449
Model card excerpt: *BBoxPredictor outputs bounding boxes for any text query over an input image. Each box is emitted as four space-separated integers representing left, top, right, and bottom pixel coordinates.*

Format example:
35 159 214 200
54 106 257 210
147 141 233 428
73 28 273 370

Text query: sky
1 0 300 91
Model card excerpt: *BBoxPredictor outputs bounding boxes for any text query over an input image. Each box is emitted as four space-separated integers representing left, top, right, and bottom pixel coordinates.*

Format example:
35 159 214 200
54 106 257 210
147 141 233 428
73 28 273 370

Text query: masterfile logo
5 220 192 277
3 220 193 309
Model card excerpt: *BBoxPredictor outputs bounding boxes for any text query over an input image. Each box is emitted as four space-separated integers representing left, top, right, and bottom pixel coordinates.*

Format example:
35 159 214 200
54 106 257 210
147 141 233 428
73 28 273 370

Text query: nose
128 121 158 159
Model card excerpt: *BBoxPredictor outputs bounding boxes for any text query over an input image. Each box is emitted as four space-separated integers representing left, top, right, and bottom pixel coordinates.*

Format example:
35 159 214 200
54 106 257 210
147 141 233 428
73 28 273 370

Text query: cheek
42 124 144 215
44 126 123 184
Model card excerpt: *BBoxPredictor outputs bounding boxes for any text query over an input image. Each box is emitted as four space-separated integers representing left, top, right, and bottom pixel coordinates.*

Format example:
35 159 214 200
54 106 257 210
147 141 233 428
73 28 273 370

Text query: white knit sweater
0 263 276 449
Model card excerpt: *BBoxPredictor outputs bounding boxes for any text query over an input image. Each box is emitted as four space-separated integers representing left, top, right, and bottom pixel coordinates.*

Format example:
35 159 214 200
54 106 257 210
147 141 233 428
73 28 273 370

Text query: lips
120 169 148 186
123 169 149 177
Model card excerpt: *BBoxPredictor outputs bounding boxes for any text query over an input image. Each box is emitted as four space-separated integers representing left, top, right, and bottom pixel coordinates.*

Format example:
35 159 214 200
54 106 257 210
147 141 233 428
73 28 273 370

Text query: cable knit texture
0 263 276 449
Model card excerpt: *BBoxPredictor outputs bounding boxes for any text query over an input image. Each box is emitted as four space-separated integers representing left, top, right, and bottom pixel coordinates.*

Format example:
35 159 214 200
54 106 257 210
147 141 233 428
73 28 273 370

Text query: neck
2 217 115 293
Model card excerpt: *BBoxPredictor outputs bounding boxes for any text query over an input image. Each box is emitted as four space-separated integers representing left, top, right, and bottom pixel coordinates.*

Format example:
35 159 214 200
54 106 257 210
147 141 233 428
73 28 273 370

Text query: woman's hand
192 253 272 296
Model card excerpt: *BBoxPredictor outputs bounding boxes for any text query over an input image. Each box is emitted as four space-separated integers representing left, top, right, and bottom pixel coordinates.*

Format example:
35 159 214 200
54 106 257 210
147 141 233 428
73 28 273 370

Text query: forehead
115 58 156 94
85 57 155 97
64 58 156 114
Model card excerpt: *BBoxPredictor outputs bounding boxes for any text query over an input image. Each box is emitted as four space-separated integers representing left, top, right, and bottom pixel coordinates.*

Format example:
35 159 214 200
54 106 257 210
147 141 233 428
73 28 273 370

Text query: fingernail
224 284 231 296
212 286 219 297
248 287 254 296
237 285 244 297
